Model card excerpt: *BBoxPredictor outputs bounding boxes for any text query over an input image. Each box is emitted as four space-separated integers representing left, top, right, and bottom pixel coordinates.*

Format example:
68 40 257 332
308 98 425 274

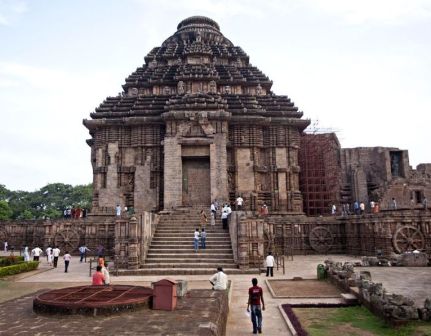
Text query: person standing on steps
265 251 275 277
200 209 207 229
193 228 200 253
201 228 207 249
247 278 265 334
221 207 229 230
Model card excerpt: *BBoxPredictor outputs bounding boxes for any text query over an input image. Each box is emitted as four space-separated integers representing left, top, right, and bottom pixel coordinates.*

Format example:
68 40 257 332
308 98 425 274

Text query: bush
0 255 24 266
0 261 39 277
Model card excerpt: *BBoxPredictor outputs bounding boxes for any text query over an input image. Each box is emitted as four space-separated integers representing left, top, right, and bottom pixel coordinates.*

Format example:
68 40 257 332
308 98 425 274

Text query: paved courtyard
1 254 430 335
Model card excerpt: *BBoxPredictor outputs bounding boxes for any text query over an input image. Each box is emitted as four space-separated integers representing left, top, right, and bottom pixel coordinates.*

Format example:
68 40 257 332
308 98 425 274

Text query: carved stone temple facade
1 17 430 272
83 16 309 214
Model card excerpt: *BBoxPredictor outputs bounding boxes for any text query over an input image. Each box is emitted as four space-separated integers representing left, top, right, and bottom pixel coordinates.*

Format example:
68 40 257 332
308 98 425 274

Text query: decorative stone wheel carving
392 225 425 253
309 226 333 253
54 228 80 252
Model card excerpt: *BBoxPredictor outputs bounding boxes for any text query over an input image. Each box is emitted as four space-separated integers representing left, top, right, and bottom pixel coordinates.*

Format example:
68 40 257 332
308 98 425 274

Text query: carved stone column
127 216 139 269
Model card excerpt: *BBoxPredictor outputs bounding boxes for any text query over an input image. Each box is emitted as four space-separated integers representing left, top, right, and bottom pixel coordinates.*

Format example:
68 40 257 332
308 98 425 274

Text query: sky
1 0 430 191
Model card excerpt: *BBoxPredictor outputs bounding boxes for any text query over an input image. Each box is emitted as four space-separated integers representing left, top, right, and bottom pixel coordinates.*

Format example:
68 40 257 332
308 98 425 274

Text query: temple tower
84 16 310 213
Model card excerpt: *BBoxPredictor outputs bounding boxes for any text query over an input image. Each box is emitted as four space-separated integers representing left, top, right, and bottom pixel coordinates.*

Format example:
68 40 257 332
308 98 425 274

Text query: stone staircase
139 208 244 275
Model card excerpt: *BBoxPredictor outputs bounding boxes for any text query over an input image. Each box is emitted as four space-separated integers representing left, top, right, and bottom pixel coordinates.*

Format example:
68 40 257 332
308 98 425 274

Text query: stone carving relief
224 85 232 94
209 80 217 94
177 81 185 95
128 88 138 97
163 86 171 95
256 84 262 96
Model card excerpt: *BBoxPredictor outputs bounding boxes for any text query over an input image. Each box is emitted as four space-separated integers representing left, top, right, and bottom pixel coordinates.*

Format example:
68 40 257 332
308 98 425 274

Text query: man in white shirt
102 262 110 285
4 241 8 253
52 246 61 268
209 267 227 290
236 196 244 210
31 246 43 261
265 252 275 277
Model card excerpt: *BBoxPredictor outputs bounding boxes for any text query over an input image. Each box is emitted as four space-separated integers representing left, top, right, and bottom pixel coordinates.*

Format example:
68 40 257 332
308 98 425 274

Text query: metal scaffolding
299 133 342 216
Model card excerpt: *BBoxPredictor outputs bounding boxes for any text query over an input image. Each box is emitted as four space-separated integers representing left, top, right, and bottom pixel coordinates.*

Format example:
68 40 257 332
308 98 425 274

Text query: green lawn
293 306 431 336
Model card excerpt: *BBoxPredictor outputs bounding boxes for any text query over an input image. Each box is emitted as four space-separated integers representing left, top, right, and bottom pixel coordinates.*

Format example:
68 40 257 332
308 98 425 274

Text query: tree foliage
0 183 92 220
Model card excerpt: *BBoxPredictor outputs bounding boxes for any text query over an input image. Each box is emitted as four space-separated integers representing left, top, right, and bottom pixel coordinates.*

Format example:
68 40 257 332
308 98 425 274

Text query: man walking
31 246 43 261
265 252 275 277
63 251 71 273
247 278 265 334
52 246 60 268
79 245 90 263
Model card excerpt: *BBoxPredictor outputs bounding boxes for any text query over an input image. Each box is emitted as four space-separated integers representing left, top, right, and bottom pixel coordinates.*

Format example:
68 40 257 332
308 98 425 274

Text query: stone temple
83 16 309 214
1 16 431 273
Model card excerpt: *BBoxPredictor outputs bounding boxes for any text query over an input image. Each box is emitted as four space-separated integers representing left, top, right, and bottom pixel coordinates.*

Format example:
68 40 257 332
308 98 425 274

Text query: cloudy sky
1 0 430 191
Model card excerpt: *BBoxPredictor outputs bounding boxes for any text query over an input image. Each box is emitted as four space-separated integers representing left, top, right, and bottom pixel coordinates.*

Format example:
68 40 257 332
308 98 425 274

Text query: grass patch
294 306 431 336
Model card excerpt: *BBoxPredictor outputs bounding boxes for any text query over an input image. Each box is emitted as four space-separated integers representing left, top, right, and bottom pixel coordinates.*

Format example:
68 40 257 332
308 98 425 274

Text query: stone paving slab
4 255 430 335
0 288 228 336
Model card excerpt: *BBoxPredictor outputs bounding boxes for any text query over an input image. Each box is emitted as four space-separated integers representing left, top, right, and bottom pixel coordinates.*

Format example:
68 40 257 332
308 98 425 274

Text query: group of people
91 255 110 286
63 207 87 219
209 267 266 334
20 245 71 272
193 228 207 252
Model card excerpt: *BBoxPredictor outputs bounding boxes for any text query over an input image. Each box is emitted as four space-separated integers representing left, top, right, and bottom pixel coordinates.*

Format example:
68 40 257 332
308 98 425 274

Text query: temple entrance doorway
182 157 211 207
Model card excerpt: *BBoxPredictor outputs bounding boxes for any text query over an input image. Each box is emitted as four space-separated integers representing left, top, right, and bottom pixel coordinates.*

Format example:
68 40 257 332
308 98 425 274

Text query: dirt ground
268 279 342 298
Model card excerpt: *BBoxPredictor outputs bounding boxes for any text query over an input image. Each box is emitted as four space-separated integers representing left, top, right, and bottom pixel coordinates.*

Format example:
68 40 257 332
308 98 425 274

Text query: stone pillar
127 216 139 269
210 133 228 202
99 142 121 208
163 137 182 209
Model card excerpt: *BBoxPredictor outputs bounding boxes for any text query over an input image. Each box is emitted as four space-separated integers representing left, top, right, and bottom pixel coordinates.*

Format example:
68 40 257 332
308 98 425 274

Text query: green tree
0 200 13 220
0 183 92 220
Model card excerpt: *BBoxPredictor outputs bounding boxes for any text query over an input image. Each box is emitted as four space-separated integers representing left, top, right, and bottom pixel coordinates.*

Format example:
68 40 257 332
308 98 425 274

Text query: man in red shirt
247 278 265 334
92 265 105 286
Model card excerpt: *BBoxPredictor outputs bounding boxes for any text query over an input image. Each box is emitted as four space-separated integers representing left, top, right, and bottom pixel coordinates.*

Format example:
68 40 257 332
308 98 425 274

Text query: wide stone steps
147 251 233 257
150 243 231 248
142 262 237 269
118 268 256 276
141 209 238 275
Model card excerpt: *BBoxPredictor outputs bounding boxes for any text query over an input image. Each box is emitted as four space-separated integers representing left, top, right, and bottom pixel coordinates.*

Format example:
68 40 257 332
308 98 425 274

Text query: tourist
4 241 7 253
353 201 360 215
98 255 105 268
52 246 60 268
236 195 244 210
210 211 216 226
265 252 275 277
331 204 336 215
63 251 71 273
247 278 265 334
391 198 397 210
79 245 90 263
200 209 207 229
92 265 105 285
66 208 71 218
360 202 365 214
102 262 110 285
97 244 104 256
221 209 229 230
23 245 30 262
423 197 428 211
71 207 76 219
31 246 43 261
210 201 216 216
193 228 200 253
116 204 121 217
63 209 67 218
82 208 87 217
260 203 268 217
209 267 227 290
370 200 375 213
201 228 207 249
46 246 53 266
